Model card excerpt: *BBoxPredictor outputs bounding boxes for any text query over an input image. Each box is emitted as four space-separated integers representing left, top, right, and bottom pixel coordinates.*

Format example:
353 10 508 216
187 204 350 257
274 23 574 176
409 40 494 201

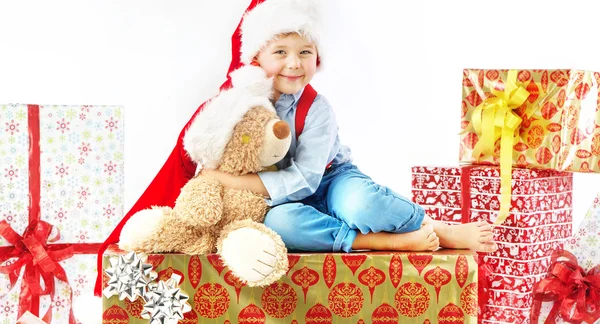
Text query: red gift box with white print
411 165 573 324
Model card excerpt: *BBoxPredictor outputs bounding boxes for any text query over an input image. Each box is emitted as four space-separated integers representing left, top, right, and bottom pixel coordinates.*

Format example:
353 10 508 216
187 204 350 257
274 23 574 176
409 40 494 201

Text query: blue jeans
263 163 424 252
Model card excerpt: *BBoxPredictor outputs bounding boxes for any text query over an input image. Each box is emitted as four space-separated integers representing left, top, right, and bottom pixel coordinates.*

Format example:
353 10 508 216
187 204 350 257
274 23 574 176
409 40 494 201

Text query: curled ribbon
464 70 530 225
0 220 76 324
530 249 600 324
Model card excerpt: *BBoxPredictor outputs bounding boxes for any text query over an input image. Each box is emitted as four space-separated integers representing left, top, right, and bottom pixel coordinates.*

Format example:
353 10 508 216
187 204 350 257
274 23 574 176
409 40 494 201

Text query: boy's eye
274 50 286 55
300 50 313 55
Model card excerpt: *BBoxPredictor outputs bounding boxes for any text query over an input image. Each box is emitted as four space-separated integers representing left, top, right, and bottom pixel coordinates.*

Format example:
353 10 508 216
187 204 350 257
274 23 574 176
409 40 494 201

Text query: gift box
459 69 600 173
102 247 479 324
0 104 124 323
411 165 573 324
531 193 600 324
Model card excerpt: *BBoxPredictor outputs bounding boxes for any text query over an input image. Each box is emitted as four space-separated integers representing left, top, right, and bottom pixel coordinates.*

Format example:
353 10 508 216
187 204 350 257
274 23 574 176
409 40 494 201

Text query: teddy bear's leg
174 176 224 227
217 219 288 287
181 230 216 255
119 206 176 253
221 188 269 224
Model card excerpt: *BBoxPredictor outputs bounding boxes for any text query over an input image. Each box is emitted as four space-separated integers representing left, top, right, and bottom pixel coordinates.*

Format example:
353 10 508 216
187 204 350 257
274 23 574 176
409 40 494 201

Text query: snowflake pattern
0 104 122 322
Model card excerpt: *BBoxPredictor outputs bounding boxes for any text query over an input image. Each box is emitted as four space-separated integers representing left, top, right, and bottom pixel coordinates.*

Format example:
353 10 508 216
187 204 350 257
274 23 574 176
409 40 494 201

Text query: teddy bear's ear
229 65 273 98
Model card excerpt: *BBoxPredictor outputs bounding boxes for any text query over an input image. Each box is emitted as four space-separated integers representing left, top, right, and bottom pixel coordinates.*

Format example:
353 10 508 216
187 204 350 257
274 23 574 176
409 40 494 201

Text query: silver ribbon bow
141 274 192 324
103 252 157 302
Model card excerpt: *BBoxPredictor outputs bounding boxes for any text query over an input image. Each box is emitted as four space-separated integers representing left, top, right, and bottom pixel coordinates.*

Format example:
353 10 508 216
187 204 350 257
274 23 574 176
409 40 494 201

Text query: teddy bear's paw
119 207 169 252
219 226 288 287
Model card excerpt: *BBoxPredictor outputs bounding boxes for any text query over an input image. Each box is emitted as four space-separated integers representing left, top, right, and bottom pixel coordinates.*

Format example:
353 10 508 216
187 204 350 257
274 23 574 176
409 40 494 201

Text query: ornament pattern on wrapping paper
371 303 398 324
322 254 336 288
328 282 364 318
261 282 297 318
188 255 201 289
102 305 129 324
438 302 465 324
395 282 430 318
388 254 403 288
287 254 301 275
305 303 333 324
341 255 367 275
408 254 433 276
193 283 230 319
459 283 478 317
424 266 452 303
238 303 266 324
0 104 124 246
224 270 246 304
291 266 319 303
358 266 385 303
455 255 469 288
124 297 145 319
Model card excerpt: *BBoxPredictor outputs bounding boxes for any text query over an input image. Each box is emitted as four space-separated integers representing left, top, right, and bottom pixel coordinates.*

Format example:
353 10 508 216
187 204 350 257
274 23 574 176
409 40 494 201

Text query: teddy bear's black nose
273 120 290 139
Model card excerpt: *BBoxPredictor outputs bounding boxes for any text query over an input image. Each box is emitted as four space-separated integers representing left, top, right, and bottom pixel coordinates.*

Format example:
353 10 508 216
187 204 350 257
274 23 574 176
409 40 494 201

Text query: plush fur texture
183 65 275 169
241 0 324 65
120 95 291 286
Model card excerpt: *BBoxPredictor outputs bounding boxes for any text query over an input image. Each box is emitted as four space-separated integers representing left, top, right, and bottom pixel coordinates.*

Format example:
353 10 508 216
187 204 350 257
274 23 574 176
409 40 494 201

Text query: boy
198 0 498 254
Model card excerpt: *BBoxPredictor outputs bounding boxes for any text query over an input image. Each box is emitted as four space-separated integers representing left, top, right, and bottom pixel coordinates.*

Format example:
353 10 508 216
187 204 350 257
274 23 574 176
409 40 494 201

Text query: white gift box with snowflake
532 193 600 324
0 104 124 323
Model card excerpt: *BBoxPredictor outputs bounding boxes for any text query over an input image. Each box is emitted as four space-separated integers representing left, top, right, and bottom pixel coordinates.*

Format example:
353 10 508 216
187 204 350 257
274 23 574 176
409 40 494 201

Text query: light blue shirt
258 87 353 206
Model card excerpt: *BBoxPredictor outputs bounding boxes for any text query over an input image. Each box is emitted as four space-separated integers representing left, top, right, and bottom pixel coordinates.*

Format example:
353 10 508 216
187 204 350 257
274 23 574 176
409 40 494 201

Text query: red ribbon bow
531 249 600 324
0 220 77 323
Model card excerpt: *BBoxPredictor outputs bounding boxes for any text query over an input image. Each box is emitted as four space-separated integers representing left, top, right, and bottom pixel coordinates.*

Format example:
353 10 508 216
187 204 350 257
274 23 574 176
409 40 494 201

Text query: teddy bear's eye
242 135 251 144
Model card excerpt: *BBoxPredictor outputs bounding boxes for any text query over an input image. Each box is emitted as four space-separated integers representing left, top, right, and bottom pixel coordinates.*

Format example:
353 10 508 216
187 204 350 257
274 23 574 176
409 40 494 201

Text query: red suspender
294 84 333 170
294 84 317 141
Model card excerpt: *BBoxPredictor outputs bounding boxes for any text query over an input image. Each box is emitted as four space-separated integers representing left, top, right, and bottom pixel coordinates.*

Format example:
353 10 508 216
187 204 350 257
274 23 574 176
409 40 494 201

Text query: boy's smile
255 33 318 103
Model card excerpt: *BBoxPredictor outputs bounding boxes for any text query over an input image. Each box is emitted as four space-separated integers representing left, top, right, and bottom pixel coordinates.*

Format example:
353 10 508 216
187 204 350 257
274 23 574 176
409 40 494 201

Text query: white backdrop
1 0 599 226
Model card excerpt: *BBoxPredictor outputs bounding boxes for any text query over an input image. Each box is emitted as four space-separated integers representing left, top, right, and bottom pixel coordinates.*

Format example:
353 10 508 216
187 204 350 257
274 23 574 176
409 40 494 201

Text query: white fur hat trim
183 65 274 168
240 0 324 65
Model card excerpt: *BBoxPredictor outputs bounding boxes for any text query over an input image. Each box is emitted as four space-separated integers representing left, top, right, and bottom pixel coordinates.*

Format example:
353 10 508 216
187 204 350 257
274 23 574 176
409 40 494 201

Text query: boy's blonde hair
240 0 323 66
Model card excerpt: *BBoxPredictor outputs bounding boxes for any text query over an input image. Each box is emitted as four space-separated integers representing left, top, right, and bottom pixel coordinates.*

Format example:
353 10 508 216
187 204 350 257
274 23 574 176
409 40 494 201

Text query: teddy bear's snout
273 120 290 140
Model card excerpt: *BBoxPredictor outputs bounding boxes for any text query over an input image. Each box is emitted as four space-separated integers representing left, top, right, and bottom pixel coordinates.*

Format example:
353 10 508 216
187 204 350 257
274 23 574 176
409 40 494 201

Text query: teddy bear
118 65 291 287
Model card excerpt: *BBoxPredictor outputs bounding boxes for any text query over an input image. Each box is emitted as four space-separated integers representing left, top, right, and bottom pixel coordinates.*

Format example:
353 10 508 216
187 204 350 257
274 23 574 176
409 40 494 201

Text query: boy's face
256 33 318 99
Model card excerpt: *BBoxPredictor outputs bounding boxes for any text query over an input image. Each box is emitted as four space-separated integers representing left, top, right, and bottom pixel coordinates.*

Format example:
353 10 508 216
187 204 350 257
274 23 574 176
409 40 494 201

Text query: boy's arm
259 96 339 205
200 169 270 198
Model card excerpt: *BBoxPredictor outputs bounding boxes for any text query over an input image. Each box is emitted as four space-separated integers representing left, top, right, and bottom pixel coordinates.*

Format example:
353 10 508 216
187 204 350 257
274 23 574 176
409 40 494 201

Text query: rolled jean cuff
400 204 425 233
334 222 357 253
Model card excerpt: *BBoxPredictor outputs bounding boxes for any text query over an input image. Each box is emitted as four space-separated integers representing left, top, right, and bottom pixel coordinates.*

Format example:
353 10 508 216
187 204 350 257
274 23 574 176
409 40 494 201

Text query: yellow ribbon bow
469 70 530 225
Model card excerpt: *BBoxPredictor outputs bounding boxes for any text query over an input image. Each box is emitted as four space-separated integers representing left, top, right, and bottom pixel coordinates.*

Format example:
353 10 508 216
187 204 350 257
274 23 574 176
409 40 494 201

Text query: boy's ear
316 56 321 67
250 60 260 67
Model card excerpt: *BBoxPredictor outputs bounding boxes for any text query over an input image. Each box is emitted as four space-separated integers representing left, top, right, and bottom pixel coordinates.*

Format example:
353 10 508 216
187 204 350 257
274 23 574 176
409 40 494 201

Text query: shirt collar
275 87 306 112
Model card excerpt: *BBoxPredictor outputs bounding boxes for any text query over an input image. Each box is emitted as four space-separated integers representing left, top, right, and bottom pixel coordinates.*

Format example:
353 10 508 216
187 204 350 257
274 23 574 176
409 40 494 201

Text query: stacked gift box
0 104 124 323
411 166 573 323
412 68 600 323
102 247 480 323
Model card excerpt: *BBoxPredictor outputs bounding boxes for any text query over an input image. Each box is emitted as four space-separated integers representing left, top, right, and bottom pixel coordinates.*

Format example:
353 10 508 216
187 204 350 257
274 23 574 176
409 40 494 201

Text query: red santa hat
240 0 324 66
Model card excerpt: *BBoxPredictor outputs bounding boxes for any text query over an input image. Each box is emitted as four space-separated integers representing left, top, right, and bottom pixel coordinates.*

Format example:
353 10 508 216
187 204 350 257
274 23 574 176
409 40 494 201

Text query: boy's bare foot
390 224 440 251
423 216 498 252
351 224 439 252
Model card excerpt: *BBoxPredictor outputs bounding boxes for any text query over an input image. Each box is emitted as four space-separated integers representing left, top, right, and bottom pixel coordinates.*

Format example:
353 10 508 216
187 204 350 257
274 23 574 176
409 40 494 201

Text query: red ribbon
0 105 102 323
530 249 600 324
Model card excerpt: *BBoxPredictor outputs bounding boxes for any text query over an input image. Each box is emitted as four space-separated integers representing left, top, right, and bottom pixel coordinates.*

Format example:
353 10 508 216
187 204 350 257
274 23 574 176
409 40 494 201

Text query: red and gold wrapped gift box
102 247 479 324
411 165 573 324
459 69 600 173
